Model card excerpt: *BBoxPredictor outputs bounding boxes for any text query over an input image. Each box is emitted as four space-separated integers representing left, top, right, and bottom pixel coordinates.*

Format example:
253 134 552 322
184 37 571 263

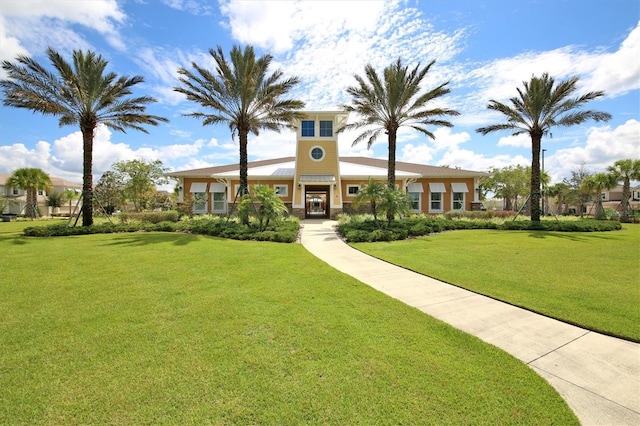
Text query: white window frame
409 192 421 212
12 188 19 196
452 192 465 210
309 145 325 162
192 192 208 213
319 120 333 137
211 192 226 212
273 184 288 197
429 192 443 213
428 183 446 213
346 185 360 197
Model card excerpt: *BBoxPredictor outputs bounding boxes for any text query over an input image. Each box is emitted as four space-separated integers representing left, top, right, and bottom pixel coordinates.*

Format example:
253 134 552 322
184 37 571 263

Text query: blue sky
1 0 638 189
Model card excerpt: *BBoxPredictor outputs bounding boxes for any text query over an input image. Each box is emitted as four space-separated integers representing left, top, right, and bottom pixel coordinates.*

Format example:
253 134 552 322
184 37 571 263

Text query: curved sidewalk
300 219 640 426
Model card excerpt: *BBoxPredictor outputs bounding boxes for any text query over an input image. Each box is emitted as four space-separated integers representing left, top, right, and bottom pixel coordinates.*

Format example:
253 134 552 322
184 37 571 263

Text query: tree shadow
99 232 211 247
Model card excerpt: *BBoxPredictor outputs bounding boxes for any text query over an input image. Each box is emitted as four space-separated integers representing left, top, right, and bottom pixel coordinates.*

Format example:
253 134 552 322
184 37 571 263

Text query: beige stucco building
167 111 488 219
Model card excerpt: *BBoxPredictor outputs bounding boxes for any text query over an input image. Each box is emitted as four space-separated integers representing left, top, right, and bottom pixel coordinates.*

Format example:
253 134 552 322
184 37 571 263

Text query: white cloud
496 133 530 148
219 0 466 110
548 119 640 182
458 21 640 127
0 0 126 68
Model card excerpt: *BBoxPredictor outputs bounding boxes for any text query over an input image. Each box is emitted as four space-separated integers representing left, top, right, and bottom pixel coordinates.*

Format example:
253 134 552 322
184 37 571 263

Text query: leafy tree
112 159 169 212
476 73 611 221
46 191 65 216
352 179 387 226
581 172 618 219
174 45 305 205
607 158 640 222
6 168 51 219
1 48 168 226
563 164 593 217
94 171 124 214
481 165 529 211
339 58 459 190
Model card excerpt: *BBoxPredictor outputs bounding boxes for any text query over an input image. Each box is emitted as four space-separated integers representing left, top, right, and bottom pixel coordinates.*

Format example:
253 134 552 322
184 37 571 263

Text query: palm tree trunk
81 124 95 226
27 188 37 219
620 179 631 222
530 132 542 222
386 129 397 223
239 130 249 197
387 129 397 188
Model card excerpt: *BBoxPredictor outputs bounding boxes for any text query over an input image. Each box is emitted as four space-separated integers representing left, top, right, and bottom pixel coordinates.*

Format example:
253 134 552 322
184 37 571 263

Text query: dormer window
301 120 314 137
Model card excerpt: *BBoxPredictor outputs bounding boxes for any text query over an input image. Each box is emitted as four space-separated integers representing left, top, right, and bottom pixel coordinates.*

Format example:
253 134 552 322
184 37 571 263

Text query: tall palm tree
6 168 52 219
607 158 640 222
476 73 611 222
174 44 305 198
1 48 168 226
339 58 459 188
581 172 618 219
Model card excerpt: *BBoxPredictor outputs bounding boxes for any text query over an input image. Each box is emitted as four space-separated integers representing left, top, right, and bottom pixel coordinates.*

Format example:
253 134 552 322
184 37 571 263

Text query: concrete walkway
299 219 640 426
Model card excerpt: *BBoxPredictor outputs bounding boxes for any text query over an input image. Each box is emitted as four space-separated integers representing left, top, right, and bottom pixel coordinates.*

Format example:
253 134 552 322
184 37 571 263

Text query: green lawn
0 223 578 424
353 224 640 342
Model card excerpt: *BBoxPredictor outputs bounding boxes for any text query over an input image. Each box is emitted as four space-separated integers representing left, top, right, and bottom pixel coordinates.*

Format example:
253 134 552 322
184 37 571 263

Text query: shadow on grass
523 229 628 241
100 232 207 247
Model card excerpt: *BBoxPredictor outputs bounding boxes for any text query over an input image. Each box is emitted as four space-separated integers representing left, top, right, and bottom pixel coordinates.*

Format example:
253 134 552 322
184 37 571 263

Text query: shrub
118 211 180 224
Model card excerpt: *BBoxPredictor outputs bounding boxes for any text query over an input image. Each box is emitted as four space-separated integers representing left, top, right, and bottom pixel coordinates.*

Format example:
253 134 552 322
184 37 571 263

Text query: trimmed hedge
23 217 301 243
338 216 622 242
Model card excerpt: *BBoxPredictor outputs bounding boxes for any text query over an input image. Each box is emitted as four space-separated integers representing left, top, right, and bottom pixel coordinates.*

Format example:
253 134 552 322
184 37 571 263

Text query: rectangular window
38 190 44 196
212 192 226 212
430 192 443 212
193 193 207 213
347 185 360 196
301 120 315 137
409 192 421 212
319 120 333 137
12 188 19 195
452 192 465 210
274 184 288 197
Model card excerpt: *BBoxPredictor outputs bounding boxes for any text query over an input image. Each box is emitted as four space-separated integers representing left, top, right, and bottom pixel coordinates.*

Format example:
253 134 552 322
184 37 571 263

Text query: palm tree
1 48 168 226
546 182 571 215
476 73 611 222
339 58 459 189
581 172 618 219
607 158 640 222
6 168 51 219
353 179 387 226
174 44 305 200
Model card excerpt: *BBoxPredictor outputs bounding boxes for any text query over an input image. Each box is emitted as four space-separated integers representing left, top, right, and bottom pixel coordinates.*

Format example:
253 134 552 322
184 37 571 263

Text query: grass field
352 223 640 342
0 221 578 424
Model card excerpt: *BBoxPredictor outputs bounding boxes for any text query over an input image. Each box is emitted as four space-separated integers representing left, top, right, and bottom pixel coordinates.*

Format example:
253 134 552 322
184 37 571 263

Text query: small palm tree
476 73 611 222
353 179 387 226
607 159 640 222
6 168 52 219
174 44 305 203
1 48 168 226
339 58 459 189
581 172 618 219
546 182 571 215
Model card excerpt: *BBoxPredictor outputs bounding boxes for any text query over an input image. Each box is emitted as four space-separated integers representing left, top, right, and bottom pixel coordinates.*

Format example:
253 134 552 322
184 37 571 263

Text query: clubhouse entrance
305 186 330 218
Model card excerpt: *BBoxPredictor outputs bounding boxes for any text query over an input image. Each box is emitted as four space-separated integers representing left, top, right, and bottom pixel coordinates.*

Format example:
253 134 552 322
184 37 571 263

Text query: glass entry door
305 186 329 218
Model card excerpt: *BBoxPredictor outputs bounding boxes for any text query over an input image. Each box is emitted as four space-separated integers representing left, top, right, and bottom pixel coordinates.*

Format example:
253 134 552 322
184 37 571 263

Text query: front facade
167 111 488 219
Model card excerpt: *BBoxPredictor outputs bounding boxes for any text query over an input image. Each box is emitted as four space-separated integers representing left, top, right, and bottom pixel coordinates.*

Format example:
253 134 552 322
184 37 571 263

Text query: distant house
0 173 82 216
598 184 640 214
166 111 488 219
